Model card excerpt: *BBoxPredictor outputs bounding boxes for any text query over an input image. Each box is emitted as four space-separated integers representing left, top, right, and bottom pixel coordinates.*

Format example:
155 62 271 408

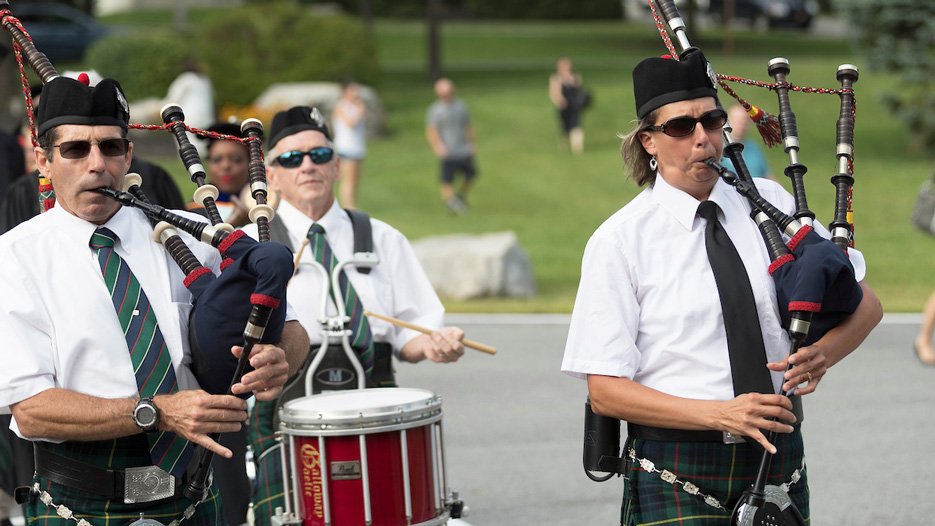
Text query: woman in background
333 80 367 209
549 56 587 155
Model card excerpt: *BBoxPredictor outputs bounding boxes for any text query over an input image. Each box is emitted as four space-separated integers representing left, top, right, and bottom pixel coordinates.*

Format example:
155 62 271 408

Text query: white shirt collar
276 198 347 239
651 176 748 231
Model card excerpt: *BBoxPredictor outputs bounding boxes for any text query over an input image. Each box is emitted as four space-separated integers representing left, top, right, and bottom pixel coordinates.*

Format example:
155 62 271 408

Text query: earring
649 156 657 171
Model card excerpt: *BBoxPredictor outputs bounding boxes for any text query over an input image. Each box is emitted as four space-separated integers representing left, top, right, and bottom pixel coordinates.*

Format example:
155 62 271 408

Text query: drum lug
448 491 468 519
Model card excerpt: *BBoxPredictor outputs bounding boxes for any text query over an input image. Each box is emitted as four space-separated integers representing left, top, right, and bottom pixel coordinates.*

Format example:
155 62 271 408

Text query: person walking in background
549 56 588 155
426 78 477 215
722 103 774 180
333 80 368 210
914 290 935 364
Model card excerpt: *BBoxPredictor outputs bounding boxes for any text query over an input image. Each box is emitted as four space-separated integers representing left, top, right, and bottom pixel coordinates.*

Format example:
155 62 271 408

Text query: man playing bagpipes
243 106 467 526
561 51 883 525
0 76 310 526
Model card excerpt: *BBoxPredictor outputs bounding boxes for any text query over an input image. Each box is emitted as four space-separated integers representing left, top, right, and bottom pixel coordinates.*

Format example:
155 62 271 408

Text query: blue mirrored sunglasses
273 147 334 168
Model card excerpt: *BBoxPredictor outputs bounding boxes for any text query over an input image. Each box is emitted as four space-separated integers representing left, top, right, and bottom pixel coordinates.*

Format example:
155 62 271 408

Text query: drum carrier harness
269 209 396 427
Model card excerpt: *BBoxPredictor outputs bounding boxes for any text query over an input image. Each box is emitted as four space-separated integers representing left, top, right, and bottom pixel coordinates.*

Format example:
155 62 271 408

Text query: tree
838 0 935 153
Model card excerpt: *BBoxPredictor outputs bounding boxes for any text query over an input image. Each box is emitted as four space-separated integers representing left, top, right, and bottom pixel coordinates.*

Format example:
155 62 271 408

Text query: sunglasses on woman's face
645 109 728 138
52 139 130 159
273 147 335 168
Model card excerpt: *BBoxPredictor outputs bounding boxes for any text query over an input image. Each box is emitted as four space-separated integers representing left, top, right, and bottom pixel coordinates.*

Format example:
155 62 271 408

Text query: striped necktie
90 227 193 479
307 223 375 376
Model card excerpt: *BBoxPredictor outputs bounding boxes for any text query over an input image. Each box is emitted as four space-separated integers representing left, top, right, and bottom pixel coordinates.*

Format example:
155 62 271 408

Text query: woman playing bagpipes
560 49 882 525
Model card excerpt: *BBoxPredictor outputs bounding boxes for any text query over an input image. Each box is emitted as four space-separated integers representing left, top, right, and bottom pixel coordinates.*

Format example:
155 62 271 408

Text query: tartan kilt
27 438 223 526
621 427 809 526
249 399 283 526
250 444 285 526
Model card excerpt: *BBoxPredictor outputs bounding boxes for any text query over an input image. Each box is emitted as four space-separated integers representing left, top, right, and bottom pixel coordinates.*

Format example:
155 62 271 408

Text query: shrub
198 3 381 107
84 31 191 101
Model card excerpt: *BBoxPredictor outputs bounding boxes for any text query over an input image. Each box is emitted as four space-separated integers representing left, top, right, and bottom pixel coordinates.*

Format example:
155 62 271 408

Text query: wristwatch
132 397 160 433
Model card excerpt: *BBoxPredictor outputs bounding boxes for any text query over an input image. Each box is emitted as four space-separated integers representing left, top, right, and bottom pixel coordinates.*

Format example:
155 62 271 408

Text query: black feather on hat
267 106 331 149
36 77 130 136
632 48 719 119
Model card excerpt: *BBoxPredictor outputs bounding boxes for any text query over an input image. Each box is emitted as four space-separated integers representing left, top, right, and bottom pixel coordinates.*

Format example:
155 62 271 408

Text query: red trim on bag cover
768 254 795 275
183 267 213 288
250 294 281 309
786 225 813 252
789 301 821 312
218 229 245 255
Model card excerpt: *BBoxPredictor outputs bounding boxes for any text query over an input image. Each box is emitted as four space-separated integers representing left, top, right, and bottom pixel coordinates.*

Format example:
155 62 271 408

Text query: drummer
242 106 466 526
561 50 882 523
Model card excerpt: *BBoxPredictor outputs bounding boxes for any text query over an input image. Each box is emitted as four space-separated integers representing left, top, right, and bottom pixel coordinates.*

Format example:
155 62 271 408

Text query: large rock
411 231 537 300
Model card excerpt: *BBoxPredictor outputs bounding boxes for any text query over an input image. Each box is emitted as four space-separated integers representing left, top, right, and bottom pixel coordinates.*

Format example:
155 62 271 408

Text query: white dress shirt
561 176 866 401
243 199 445 353
0 206 223 437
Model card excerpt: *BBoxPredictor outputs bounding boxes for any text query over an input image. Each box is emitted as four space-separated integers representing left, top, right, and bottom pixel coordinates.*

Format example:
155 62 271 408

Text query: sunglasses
644 109 728 138
52 138 130 159
273 147 334 168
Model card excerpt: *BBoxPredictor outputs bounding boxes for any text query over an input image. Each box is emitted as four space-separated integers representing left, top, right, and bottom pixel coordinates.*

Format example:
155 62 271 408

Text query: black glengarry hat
633 48 718 119
36 77 130 136
267 106 332 149
206 121 244 149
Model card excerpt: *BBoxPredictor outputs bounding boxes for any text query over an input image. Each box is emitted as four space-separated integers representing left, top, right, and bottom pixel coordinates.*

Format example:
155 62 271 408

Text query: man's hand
400 326 466 363
229 343 290 401
716 393 796 454
154 390 248 458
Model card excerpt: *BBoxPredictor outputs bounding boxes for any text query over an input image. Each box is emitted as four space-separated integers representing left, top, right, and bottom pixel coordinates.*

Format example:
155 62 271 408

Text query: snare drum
277 388 450 526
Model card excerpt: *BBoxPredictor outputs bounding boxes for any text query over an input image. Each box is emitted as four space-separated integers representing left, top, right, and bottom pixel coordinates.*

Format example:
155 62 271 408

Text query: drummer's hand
230 343 290 402
767 342 827 396
155 390 248 458
717 393 796 454
426 326 465 363
400 327 465 363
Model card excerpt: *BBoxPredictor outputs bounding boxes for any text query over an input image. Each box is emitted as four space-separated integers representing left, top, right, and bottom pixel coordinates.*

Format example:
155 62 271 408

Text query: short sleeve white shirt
0 206 222 436
243 199 445 353
561 176 866 401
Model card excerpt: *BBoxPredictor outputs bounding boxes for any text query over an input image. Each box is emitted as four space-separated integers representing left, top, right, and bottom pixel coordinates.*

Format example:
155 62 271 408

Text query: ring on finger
806 371 812 382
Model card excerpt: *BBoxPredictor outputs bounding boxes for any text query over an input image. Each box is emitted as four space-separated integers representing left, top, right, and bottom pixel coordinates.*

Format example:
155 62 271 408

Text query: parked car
708 0 819 30
12 3 112 62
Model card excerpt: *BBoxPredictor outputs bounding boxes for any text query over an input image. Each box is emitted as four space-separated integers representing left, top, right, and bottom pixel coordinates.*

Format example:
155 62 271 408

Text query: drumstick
293 238 309 274
363 310 497 355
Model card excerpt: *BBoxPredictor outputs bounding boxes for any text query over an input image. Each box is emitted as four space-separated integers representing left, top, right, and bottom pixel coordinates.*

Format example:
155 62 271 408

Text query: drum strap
268 210 374 265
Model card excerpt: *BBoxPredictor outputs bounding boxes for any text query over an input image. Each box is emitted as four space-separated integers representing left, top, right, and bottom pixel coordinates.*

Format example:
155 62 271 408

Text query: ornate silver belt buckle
124 466 175 503
722 431 746 444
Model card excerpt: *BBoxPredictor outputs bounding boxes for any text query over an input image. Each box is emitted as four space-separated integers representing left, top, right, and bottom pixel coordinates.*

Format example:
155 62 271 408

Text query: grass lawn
97 13 933 313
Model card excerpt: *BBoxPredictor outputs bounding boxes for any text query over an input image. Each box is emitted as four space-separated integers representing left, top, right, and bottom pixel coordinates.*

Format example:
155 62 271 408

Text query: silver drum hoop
279 388 443 436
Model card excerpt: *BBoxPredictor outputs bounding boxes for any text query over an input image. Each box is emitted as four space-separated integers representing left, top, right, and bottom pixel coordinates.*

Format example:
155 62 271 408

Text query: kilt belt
35 446 178 503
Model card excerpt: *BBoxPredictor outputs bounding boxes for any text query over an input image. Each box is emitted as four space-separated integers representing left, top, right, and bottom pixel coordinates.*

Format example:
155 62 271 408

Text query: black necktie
697 201 774 396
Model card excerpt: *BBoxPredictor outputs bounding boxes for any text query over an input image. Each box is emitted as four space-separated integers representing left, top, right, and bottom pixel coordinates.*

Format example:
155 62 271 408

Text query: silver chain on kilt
28 476 210 526
626 448 806 511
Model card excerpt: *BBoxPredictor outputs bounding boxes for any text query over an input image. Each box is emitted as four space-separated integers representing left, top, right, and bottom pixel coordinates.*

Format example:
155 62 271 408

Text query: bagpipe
583 1 866 523
0 0 293 503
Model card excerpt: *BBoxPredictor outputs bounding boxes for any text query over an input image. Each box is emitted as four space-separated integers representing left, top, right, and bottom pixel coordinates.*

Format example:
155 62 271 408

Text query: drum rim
279 387 443 433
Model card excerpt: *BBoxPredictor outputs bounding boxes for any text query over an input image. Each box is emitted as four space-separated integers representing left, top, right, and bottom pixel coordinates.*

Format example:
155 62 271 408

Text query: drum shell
280 389 447 526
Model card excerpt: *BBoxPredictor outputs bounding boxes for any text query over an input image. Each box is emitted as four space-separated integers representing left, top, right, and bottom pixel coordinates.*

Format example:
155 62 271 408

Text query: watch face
136 405 157 427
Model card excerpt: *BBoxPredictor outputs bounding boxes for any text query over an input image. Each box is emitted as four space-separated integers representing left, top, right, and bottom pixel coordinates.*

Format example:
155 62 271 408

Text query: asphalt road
395 314 935 526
